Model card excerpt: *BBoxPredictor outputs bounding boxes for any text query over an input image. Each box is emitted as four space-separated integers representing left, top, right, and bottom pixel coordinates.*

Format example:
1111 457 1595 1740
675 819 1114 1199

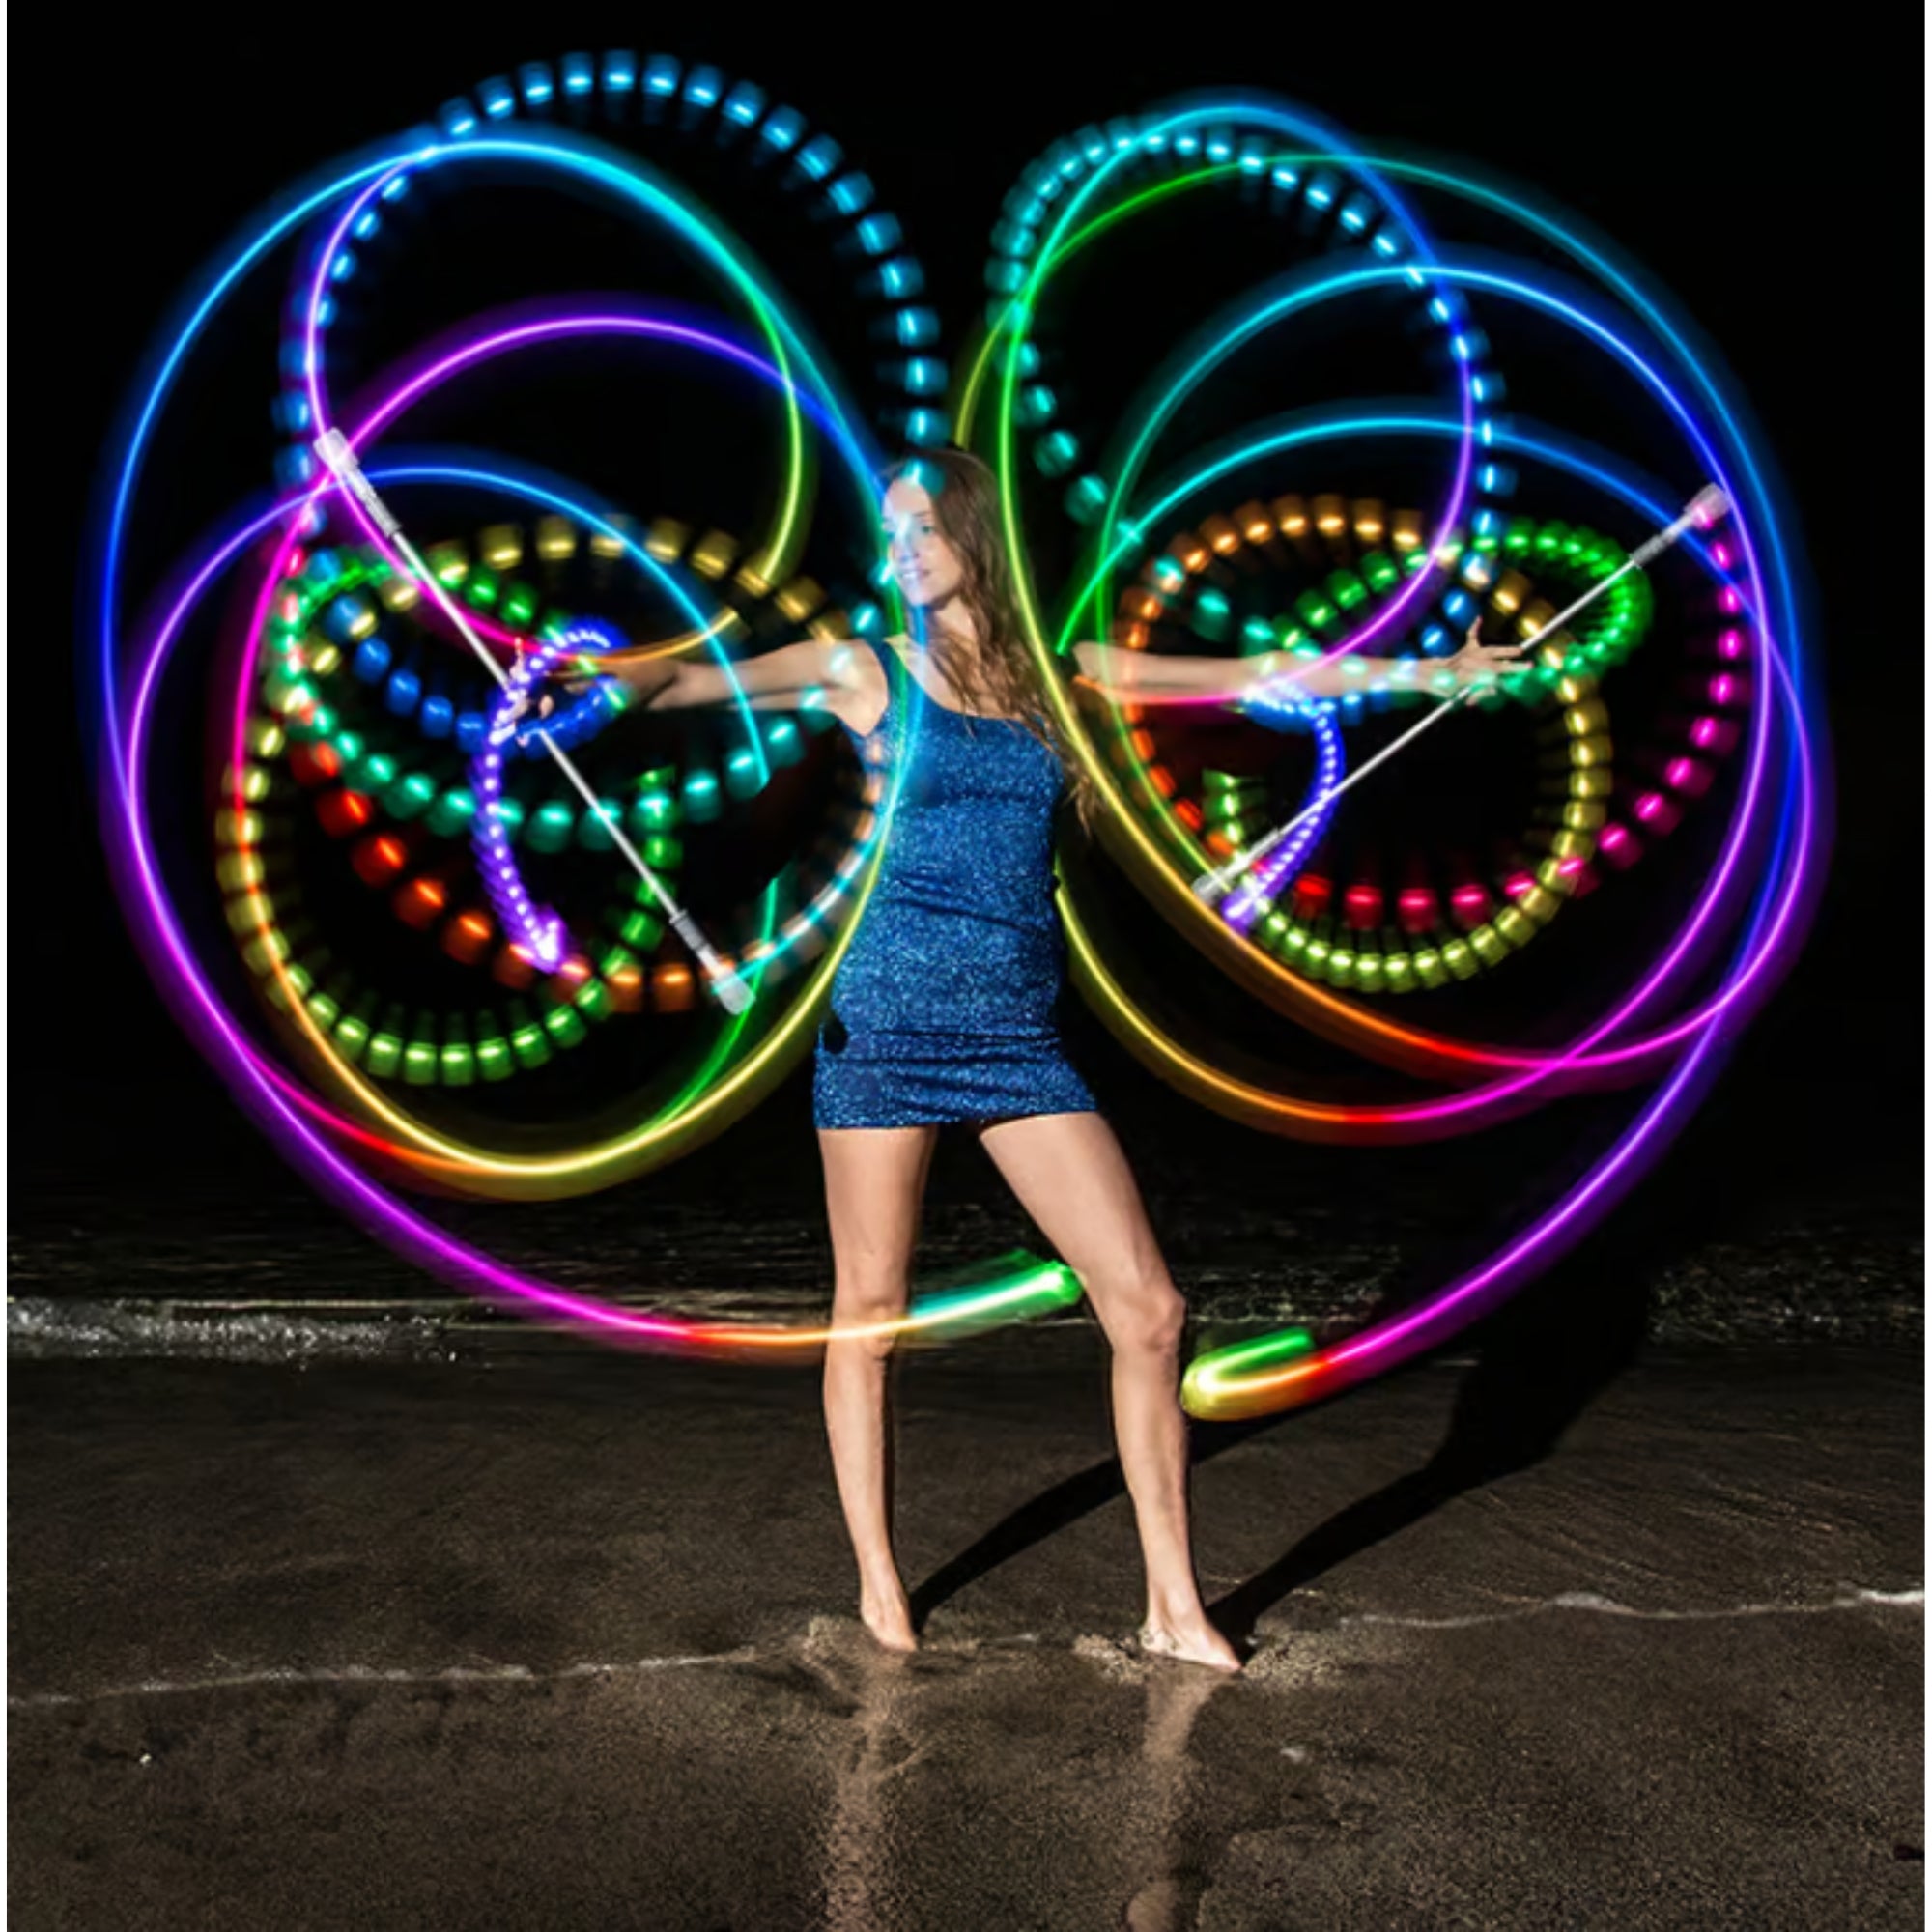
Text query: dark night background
18 14 1922 1355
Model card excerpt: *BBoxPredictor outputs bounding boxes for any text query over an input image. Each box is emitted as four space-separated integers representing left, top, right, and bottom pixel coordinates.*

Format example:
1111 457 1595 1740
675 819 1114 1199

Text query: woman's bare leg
976 1110 1241 1671
818 1123 939 1653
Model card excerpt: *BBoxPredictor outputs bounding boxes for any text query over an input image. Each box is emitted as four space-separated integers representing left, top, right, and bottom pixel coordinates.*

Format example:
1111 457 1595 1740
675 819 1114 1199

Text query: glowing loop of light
250 531 692 1046
1086 486 1619 970
230 457 797 1189
1088 473 1613 992
1057 416 1798 1124
1016 295 1795 1100
232 289 912 1187
199 313 913 1193
103 129 892 1202
968 99 1509 674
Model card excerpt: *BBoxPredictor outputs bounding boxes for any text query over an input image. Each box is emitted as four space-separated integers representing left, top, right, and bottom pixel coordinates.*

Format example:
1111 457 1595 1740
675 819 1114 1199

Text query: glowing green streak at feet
1181 1325 1316 1408
902 1251 1085 1344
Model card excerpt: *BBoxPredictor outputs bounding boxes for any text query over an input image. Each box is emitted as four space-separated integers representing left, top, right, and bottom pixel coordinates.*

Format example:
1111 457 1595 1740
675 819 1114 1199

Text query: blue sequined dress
812 638 1099 1129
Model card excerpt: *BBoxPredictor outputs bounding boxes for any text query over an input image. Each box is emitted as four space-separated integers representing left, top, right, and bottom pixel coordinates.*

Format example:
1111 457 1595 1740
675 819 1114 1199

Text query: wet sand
9 1329 1921 1929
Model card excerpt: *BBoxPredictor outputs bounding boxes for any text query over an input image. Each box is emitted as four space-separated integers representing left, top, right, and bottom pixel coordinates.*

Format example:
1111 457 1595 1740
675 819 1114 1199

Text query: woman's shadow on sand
909 1202 1662 1644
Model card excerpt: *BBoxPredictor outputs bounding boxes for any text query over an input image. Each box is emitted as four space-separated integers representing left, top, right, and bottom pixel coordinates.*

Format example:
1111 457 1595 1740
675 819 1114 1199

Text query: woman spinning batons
566 448 1520 1670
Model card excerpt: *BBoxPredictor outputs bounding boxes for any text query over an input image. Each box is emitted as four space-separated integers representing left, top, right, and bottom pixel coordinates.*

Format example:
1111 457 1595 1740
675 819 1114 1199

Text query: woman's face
882 476 964 611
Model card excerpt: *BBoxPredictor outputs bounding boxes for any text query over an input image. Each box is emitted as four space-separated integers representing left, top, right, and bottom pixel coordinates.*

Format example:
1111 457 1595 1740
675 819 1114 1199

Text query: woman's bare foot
860 1580 918 1654
1138 1610 1243 1674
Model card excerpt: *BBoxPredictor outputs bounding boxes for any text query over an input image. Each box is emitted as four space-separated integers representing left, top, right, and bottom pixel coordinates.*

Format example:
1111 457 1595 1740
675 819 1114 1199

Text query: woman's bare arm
1071 640 1411 702
1071 621 1525 705
555 637 884 724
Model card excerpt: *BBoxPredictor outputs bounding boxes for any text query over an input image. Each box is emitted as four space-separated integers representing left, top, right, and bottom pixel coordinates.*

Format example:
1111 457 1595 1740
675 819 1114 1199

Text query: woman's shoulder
824 633 894 737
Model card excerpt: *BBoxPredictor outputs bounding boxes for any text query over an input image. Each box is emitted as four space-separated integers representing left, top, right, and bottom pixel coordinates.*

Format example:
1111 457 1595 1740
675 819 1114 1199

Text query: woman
571 449 1522 1670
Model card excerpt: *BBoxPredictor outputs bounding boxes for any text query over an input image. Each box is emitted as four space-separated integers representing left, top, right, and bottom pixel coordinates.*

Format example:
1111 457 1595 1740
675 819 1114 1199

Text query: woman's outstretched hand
485 650 611 735
525 646 639 722
1443 616 1529 696
541 650 609 701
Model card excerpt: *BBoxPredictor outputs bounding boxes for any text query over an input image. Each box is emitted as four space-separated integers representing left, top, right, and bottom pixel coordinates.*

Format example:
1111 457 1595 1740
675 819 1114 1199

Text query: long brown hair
889 447 1102 836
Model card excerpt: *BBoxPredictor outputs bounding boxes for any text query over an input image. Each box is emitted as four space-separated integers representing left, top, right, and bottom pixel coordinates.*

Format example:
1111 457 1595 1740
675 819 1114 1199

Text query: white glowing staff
312 430 753 1012
1192 485 1732 907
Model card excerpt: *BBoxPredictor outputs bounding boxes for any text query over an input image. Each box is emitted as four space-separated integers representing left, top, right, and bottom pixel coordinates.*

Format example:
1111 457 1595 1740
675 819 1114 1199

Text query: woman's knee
828 1283 909 1359
1097 1274 1187 1358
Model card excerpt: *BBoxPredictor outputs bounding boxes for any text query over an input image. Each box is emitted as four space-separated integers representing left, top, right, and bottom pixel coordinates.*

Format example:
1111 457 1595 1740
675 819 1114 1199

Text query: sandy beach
9 1324 1920 1930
